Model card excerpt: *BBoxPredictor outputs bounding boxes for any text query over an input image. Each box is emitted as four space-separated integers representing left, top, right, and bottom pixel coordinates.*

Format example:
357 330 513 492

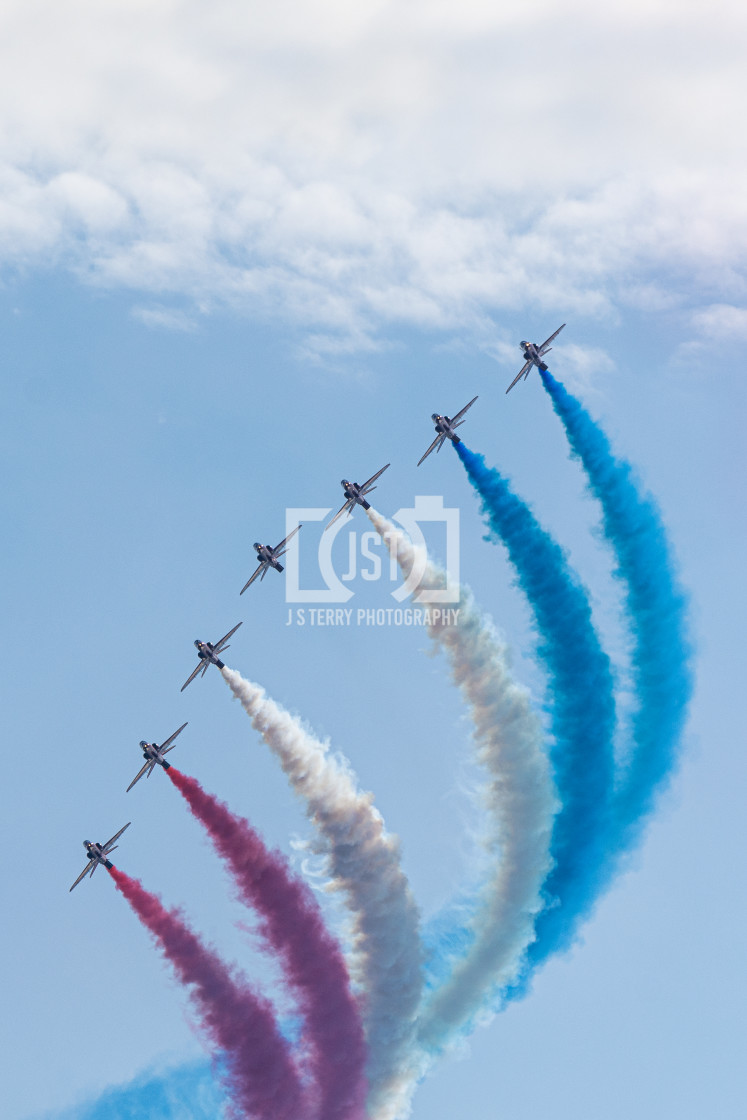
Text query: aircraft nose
194 639 201 648
253 542 261 550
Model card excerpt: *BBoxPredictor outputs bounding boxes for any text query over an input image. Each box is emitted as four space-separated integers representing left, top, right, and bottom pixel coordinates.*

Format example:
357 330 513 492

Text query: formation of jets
240 526 302 593
506 324 565 393
69 823 131 891
127 723 188 791
71 324 566 890
181 623 243 692
326 464 390 530
417 397 478 465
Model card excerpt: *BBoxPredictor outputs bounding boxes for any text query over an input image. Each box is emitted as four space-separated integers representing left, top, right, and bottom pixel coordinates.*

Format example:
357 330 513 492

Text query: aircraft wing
103 822 131 851
360 464 390 494
539 323 565 353
273 524 302 556
181 661 205 692
325 500 353 531
240 563 265 594
417 434 445 467
69 862 96 892
214 622 243 653
159 722 188 751
126 761 154 793
451 396 478 426
506 361 533 394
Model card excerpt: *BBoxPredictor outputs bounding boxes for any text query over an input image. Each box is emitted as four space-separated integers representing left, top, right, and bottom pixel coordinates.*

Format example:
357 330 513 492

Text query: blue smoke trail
45 1060 227 1120
421 887 478 995
454 441 617 995
539 368 693 852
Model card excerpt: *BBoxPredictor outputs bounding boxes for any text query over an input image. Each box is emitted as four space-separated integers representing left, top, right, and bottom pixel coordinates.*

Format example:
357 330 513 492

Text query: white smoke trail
221 665 424 1120
367 509 556 1056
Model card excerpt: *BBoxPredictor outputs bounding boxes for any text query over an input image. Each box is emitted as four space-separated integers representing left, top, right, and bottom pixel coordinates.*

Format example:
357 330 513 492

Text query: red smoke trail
107 865 308 1120
167 767 368 1120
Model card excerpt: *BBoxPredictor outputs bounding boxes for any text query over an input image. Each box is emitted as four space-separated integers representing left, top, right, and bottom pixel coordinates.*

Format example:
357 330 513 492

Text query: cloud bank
1 0 745 347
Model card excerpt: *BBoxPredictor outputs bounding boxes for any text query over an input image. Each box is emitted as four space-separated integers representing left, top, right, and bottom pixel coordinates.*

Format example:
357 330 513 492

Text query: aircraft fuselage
83 841 112 869
432 414 459 443
520 342 547 371
255 543 282 570
194 640 219 664
140 742 169 768
341 481 369 508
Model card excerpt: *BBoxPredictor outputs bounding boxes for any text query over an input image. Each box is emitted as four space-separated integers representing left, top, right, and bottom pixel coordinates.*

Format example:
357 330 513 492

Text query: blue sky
1 3 746 1118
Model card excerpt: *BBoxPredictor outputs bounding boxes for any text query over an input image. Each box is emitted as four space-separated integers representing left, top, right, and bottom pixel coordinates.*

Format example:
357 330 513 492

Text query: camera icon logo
283 496 460 605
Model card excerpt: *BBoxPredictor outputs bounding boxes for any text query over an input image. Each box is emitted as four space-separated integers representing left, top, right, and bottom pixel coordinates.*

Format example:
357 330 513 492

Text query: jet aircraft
417 396 478 465
240 525 302 594
69 822 131 891
181 623 242 692
325 464 390 530
505 324 566 393
127 722 188 792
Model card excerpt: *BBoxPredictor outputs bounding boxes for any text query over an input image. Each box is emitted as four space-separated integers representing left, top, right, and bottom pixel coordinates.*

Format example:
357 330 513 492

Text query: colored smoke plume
166 766 367 1120
221 666 423 1120
107 865 307 1120
455 442 617 996
367 508 555 1052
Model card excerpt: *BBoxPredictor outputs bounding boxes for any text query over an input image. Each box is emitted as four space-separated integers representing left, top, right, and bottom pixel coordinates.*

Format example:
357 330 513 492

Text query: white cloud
0 0 745 347
691 303 747 341
554 343 616 396
131 304 198 332
46 173 129 233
